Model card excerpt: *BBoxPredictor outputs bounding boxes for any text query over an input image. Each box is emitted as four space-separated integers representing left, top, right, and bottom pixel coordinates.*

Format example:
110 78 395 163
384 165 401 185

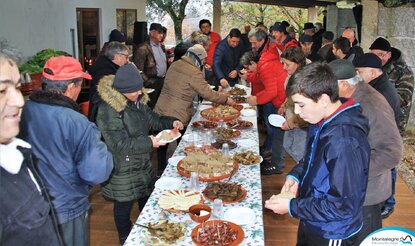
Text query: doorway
76 8 100 71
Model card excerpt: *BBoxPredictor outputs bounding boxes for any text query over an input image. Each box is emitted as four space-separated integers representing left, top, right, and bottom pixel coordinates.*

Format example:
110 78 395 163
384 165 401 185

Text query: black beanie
369 37 391 52
353 53 383 69
109 29 126 43
113 63 143 93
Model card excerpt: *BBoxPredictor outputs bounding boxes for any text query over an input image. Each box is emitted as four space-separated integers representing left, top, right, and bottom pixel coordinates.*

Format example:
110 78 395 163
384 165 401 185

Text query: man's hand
247 96 257 106
228 70 238 79
150 135 166 148
281 121 290 131
281 178 299 195
264 197 291 214
173 120 184 131
226 97 236 105
278 107 285 116
220 78 229 88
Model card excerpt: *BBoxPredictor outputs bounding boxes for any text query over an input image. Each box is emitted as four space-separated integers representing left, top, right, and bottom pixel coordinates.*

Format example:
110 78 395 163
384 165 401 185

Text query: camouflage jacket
384 47 414 129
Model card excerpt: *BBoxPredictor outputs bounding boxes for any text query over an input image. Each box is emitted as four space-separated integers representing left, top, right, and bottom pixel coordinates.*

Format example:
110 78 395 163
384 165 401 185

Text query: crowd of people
0 16 414 246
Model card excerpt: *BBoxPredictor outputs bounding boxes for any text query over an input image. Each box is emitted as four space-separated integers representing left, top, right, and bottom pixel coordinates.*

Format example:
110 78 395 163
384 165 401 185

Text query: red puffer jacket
255 42 287 108
206 32 221 66
275 36 298 53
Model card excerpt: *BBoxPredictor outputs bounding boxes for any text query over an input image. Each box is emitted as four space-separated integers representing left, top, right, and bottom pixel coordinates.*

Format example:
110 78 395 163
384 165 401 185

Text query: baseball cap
271 22 287 33
42 56 92 81
187 44 207 60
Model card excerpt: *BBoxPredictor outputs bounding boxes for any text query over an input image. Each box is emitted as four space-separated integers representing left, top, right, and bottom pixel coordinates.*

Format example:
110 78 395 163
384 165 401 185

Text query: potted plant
19 49 72 91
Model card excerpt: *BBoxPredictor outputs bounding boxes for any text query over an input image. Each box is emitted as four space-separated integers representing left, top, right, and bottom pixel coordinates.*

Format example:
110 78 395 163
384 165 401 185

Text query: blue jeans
262 102 285 170
114 197 148 244
383 168 396 208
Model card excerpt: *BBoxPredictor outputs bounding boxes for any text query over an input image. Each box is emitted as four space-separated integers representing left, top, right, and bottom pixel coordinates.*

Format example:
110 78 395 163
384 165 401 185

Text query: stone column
308 7 318 23
212 0 221 34
326 5 338 37
361 0 379 52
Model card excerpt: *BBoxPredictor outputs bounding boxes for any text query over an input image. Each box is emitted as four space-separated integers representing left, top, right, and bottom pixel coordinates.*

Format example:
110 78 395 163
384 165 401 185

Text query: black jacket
0 146 63 245
369 72 402 128
87 56 119 122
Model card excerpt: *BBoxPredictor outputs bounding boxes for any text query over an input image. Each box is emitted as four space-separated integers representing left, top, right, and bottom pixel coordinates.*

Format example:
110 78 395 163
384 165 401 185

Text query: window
116 9 137 44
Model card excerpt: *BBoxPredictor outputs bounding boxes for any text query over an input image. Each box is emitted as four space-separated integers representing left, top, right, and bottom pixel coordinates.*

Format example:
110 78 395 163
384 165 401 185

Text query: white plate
156 130 182 144
234 84 249 90
224 207 255 225
237 139 257 148
143 88 155 94
210 85 216 89
268 114 286 127
168 156 185 166
198 104 212 110
240 109 256 117
155 177 182 190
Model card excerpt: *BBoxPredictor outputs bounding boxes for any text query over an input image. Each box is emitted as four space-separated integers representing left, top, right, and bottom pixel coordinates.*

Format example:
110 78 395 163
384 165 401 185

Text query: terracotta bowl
189 204 211 223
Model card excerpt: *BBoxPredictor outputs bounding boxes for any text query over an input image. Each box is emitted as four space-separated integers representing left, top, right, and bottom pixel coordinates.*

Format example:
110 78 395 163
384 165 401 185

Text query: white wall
0 0 146 61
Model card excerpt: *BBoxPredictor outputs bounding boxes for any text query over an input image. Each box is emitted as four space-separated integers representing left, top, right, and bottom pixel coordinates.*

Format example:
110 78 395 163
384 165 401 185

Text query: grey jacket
352 82 403 206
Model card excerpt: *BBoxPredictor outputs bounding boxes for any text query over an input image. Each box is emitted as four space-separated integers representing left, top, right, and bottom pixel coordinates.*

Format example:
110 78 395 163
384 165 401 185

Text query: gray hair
41 77 82 93
105 41 129 60
340 75 363 87
190 32 211 47
0 39 22 64
240 51 257 67
248 28 268 42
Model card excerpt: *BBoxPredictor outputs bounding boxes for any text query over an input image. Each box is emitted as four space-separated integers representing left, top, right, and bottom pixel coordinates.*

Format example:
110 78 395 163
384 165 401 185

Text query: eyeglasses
118 53 132 58
373 51 390 58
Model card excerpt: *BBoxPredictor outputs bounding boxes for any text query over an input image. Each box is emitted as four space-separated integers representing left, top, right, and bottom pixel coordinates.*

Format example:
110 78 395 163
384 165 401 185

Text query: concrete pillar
326 5 338 37
212 0 221 34
361 0 379 52
308 7 318 23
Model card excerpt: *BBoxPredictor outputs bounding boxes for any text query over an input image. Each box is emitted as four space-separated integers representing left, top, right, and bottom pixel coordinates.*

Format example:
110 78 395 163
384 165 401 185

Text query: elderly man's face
123 89 142 102
301 42 313 56
249 36 264 52
150 30 164 43
0 58 24 144
371 49 392 67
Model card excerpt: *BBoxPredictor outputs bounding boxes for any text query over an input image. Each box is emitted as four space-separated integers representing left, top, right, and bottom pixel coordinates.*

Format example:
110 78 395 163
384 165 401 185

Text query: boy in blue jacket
265 63 370 245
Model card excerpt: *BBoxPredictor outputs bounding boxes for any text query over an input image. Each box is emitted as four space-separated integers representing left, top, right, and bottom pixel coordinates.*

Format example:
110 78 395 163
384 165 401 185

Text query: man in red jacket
270 22 298 53
240 29 287 175
199 19 221 85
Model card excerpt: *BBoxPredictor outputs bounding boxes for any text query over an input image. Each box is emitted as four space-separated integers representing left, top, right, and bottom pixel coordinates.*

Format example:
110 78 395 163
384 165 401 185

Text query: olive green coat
96 75 176 202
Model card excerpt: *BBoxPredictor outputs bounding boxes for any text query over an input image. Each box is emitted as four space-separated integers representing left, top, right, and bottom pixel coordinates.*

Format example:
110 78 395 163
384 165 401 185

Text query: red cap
42 56 92 81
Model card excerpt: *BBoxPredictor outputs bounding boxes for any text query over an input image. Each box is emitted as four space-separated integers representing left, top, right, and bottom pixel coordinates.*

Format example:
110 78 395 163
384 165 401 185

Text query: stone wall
378 4 415 129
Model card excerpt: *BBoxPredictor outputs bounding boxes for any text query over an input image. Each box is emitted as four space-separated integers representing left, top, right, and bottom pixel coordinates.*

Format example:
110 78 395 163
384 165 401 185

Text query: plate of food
202 182 247 204
231 95 247 104
183 145 219 155
168 156 186 166
240 109 256 117
229 87 247 96
156 129 181 144
226 119 253 129
211 103 244 111
191 121 218 130
191 220 244 246
200 105 240 122
211 139 237 150
140 220 186 246
177 152 238 182
233 150 262 165
215 128 241 140
158 190 203 212
155 177 182 190
224 207 256 225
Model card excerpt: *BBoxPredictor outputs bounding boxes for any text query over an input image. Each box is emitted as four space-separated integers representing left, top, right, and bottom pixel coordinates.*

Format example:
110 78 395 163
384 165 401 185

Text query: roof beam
228 0 335 8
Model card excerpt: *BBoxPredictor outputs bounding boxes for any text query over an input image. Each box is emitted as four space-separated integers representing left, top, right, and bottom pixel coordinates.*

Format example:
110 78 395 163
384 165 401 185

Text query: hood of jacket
97 75 149 113
385 47 404 68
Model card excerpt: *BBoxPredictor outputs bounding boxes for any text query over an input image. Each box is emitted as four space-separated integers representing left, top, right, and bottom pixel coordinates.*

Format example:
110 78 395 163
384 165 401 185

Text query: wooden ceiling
228 0 341 8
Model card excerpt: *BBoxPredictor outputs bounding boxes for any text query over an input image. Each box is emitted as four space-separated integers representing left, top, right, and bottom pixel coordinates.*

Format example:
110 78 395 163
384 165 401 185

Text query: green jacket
384 47 414 129
96 75 176 202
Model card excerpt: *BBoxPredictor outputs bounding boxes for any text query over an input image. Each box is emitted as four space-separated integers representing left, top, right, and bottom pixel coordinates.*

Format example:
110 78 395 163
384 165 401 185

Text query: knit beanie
109 29 126 43
113 63 143 93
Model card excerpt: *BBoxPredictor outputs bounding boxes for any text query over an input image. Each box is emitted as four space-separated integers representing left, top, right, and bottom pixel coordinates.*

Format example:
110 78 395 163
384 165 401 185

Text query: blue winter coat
19 91 113 224
287 100 370 240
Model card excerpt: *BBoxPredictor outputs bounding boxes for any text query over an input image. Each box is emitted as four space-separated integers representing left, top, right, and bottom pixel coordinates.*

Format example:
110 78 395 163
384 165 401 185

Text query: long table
124 102 264 246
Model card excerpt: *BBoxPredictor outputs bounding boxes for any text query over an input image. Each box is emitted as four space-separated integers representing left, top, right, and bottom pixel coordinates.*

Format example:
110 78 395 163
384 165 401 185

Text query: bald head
342 28 355 46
